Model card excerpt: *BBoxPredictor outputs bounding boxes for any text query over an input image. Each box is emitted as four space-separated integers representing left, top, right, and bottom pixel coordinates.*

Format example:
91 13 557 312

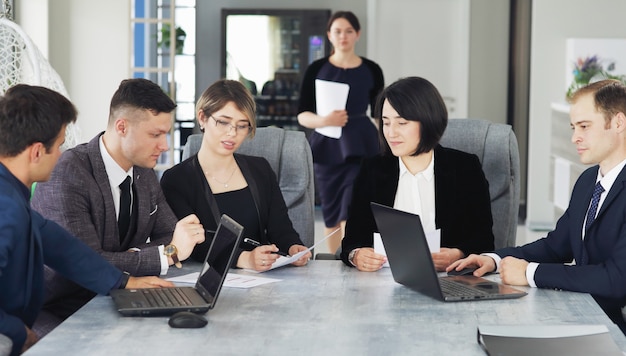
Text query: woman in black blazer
161 79 311 271
340 77 494 271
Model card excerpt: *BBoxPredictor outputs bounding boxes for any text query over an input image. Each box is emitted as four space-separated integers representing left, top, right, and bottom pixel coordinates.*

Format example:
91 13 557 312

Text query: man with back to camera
449 79 626 333
0 84 174 356
30 78 205 336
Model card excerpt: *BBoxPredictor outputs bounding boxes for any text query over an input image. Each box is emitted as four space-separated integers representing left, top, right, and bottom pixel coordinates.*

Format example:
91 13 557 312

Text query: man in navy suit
0 85 174 356
449 79 626 333
30 79 205 336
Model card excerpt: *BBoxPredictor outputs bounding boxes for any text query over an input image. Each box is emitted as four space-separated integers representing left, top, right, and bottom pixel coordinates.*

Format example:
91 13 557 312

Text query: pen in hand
243 238 290 257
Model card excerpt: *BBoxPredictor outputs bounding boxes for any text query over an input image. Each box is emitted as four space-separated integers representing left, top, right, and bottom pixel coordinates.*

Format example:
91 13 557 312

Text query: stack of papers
167 272 281 289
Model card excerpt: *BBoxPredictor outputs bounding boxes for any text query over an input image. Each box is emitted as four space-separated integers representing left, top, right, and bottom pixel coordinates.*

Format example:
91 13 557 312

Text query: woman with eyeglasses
161 79 311 271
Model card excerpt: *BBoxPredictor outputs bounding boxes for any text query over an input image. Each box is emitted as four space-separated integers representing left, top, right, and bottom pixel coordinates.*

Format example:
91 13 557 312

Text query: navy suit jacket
340 145 495 265
497 164 626 328
0 163 120 356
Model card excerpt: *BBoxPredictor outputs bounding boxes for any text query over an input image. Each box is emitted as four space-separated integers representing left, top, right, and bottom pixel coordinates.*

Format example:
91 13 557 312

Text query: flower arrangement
566 55 626 98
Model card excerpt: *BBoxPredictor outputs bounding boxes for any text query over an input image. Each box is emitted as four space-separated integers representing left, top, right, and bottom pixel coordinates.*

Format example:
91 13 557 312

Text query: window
131 0 196 171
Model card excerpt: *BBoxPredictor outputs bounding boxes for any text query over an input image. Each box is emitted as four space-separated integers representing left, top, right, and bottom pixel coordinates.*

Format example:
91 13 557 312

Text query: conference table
25 261 626 355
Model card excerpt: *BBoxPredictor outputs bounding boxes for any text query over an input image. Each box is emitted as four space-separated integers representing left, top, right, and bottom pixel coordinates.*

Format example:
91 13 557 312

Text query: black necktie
118 176 132 241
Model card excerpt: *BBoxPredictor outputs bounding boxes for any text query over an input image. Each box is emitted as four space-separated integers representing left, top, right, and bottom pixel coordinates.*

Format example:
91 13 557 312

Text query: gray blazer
32 133 178 276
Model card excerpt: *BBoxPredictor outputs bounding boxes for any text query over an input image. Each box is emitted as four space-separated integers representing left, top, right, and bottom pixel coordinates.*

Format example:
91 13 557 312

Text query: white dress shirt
99 136 168 274
393 154 436 234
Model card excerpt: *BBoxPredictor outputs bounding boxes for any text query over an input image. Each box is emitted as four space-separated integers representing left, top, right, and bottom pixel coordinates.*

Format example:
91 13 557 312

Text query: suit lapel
432 146 452 229
594 166 626 224
235 155 266 241
88 134 120 251
377 156 400 207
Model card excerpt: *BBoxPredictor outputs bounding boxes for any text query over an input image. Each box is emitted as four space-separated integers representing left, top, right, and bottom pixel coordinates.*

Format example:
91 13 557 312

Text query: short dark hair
196 79 257 138
0 84 77 157
327 11 361 32
374 77 448 156
108 78 176 124
569 79 626 126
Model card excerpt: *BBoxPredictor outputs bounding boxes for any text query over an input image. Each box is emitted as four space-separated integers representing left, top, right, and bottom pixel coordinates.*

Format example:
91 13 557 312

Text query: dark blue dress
298 57 384 226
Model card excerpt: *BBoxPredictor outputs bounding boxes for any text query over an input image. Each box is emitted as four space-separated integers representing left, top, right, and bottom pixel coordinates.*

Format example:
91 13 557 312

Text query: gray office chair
0 334 11 356
182 127 315 248
316 118 520 259
439 118 520 249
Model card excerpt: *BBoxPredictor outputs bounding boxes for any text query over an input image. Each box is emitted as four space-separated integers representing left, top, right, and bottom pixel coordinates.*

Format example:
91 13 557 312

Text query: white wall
526 0 626 229
19 0 130 143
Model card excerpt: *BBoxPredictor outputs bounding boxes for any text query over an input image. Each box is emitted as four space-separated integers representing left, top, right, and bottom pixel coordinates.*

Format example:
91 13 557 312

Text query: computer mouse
447 267 477 276
168 311 208 328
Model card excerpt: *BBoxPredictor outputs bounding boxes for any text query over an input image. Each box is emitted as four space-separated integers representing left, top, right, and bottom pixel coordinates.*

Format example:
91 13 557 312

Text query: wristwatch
118 271 131 289
348 248 360 267
164 244 182 268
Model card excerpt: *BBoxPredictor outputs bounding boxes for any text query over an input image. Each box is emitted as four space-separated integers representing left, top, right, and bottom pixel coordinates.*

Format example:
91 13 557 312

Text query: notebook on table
370 202 527 302
110 214 244 316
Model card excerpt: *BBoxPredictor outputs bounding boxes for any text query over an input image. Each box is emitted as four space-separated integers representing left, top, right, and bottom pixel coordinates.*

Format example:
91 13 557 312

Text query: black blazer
497 164 626 330
161 154 303 263
340 145 495 265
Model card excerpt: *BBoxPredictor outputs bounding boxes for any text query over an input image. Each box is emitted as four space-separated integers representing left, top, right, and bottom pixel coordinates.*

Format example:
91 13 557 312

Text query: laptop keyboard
142 288 193 307
440 278 490 297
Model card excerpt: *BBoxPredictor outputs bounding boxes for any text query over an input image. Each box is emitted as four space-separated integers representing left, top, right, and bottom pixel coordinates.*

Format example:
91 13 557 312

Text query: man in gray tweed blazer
30 79 205 336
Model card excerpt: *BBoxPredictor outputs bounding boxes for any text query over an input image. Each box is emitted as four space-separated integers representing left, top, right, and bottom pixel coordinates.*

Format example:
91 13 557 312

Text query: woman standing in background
297 11 384 253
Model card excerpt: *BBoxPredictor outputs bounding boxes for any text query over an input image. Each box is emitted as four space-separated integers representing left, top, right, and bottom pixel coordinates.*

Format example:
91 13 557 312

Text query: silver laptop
370 202 527 302
110 214 244 316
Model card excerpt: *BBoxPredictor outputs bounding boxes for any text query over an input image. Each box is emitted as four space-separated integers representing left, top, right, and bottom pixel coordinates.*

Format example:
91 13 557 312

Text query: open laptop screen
196 215 242 305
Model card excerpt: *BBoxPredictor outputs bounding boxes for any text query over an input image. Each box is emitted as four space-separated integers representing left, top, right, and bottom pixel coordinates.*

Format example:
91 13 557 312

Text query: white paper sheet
374 229 441 267
166 272 281 289
245 227 341 273
314 79 349 139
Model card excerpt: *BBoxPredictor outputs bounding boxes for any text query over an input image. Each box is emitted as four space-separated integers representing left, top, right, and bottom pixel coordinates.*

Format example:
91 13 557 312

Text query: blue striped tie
585 182 604 233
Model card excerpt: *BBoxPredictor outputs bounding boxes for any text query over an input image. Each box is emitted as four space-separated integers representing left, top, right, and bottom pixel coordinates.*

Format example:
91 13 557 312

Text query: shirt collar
398 153 435 181
99 135 133 186
596 158 626 191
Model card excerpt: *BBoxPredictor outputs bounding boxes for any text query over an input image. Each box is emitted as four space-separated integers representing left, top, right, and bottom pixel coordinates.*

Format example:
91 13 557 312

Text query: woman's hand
238 245 280 271
288 244 312 266
431 248 464 271
352 247 387 272
324 109 349 127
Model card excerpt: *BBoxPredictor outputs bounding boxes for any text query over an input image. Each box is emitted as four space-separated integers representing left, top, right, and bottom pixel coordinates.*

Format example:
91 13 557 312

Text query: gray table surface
25 261 626 355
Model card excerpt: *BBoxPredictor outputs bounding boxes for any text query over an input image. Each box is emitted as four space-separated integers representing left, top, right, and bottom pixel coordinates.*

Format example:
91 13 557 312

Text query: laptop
370 202 527 302
110 214 244 316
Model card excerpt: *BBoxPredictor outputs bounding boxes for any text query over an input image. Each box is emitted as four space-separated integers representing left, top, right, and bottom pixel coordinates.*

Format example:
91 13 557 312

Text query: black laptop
370 202 527 302
110 214 244 316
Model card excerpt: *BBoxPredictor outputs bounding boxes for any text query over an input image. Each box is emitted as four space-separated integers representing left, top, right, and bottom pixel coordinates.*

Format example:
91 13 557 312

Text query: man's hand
499 256 530 286
288 244 311 267
431 247 464 271
446 254 497 277
126 276 174 289
170 214 205 261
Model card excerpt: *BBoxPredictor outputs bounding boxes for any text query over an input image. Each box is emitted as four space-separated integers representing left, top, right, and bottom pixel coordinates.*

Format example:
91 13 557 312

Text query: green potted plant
158 23 186 55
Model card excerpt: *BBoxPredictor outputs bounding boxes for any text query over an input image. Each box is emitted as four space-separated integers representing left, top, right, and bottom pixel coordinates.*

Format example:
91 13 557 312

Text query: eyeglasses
210 116 251 135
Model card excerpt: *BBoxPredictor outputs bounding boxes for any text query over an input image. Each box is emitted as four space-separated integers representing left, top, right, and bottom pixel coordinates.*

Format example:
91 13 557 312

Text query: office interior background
13 0 626 239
